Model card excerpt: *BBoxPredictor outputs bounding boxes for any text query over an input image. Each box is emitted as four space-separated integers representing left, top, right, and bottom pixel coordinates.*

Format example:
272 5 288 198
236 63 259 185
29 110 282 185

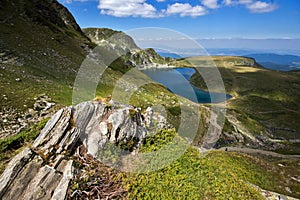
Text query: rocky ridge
0 100 169 199
83 28 172 69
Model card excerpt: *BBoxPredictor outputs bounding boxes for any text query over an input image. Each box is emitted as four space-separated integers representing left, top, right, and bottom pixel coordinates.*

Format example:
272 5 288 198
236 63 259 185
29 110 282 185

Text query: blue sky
59 0 300 39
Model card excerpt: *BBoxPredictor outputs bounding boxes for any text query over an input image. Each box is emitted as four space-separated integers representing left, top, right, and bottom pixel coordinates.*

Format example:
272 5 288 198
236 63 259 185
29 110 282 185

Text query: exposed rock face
83 28 139 56
74 101 145 156
0 100 168 199
83 28 171 70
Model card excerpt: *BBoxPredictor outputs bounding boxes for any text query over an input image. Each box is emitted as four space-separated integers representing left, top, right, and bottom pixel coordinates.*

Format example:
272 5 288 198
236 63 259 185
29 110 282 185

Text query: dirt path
219 147 300 159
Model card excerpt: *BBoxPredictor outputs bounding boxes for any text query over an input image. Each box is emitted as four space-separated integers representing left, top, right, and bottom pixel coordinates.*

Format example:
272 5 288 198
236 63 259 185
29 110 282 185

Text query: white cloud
246 1 278 13
201 0 219 9
95 0 277 18
98 0 159 18
62 0 88 4
165 3 207 17
222 0 277 13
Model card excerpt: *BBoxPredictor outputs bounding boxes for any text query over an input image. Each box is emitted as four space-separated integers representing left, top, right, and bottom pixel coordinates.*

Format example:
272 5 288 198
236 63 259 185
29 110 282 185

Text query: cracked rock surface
0 100 168 200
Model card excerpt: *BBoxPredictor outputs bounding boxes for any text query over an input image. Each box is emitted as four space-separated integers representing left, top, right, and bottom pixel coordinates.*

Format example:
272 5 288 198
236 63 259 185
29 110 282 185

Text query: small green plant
140 128 177 152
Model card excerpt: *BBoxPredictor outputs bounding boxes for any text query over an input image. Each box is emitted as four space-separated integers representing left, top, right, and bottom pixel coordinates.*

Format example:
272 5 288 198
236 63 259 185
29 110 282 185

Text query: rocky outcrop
0 48 24 66
0 100 168 199
83 28 139 56
83 28 172 70
0 95 56 139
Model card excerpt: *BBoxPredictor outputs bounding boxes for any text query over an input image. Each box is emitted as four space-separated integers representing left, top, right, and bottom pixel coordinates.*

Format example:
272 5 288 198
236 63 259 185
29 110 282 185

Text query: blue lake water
142 68 231 104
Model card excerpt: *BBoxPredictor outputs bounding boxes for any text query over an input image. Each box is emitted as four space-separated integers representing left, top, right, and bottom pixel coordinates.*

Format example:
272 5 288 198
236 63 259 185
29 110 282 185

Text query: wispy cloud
246 1 278 13
222 0 278 13
165 3 207 17
238 0 253 5
201 0 219 9
98 0 159 18
66 0 279 18
62 0 89 4
97 1 208 18
223 0 232 6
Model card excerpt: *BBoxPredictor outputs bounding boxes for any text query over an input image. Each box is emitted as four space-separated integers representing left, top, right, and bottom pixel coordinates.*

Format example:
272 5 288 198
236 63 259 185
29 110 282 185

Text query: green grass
0 63 72 112
121 128 300 199
122 129 275 200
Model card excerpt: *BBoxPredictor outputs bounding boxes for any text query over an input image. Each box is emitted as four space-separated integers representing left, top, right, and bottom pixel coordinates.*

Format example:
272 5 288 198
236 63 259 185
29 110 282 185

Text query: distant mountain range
157 52 182 58
157 50 300 71
244 53 300 71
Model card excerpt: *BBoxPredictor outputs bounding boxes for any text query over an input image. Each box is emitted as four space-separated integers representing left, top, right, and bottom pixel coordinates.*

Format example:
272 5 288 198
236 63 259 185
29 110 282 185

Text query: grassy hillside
0 0 95 112
180 56 300 153
68 129 300 199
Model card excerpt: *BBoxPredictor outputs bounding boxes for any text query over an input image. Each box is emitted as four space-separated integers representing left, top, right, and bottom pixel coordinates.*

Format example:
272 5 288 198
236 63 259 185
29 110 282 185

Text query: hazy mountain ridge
245 53 300 71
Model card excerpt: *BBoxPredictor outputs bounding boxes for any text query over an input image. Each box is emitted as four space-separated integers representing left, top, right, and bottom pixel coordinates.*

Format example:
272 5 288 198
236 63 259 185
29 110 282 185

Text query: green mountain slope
0 0 95 112
0 0 92 78
183 56 300 153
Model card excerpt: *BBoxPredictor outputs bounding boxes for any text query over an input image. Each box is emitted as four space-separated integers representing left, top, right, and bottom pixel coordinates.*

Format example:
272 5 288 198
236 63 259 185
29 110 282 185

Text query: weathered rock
0 107 76 199
51 160 73 200
73 101 152 157
0 100 170 199
38 107 71 155
56 127 80 154
0 147 34 198
0 157 73 200
33 95 55 112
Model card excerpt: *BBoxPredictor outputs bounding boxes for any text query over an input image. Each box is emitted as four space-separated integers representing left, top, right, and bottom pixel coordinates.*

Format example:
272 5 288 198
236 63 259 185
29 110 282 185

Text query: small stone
15 78 21 82
28 108 35 114
12 125 20 129
285 187 292 193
